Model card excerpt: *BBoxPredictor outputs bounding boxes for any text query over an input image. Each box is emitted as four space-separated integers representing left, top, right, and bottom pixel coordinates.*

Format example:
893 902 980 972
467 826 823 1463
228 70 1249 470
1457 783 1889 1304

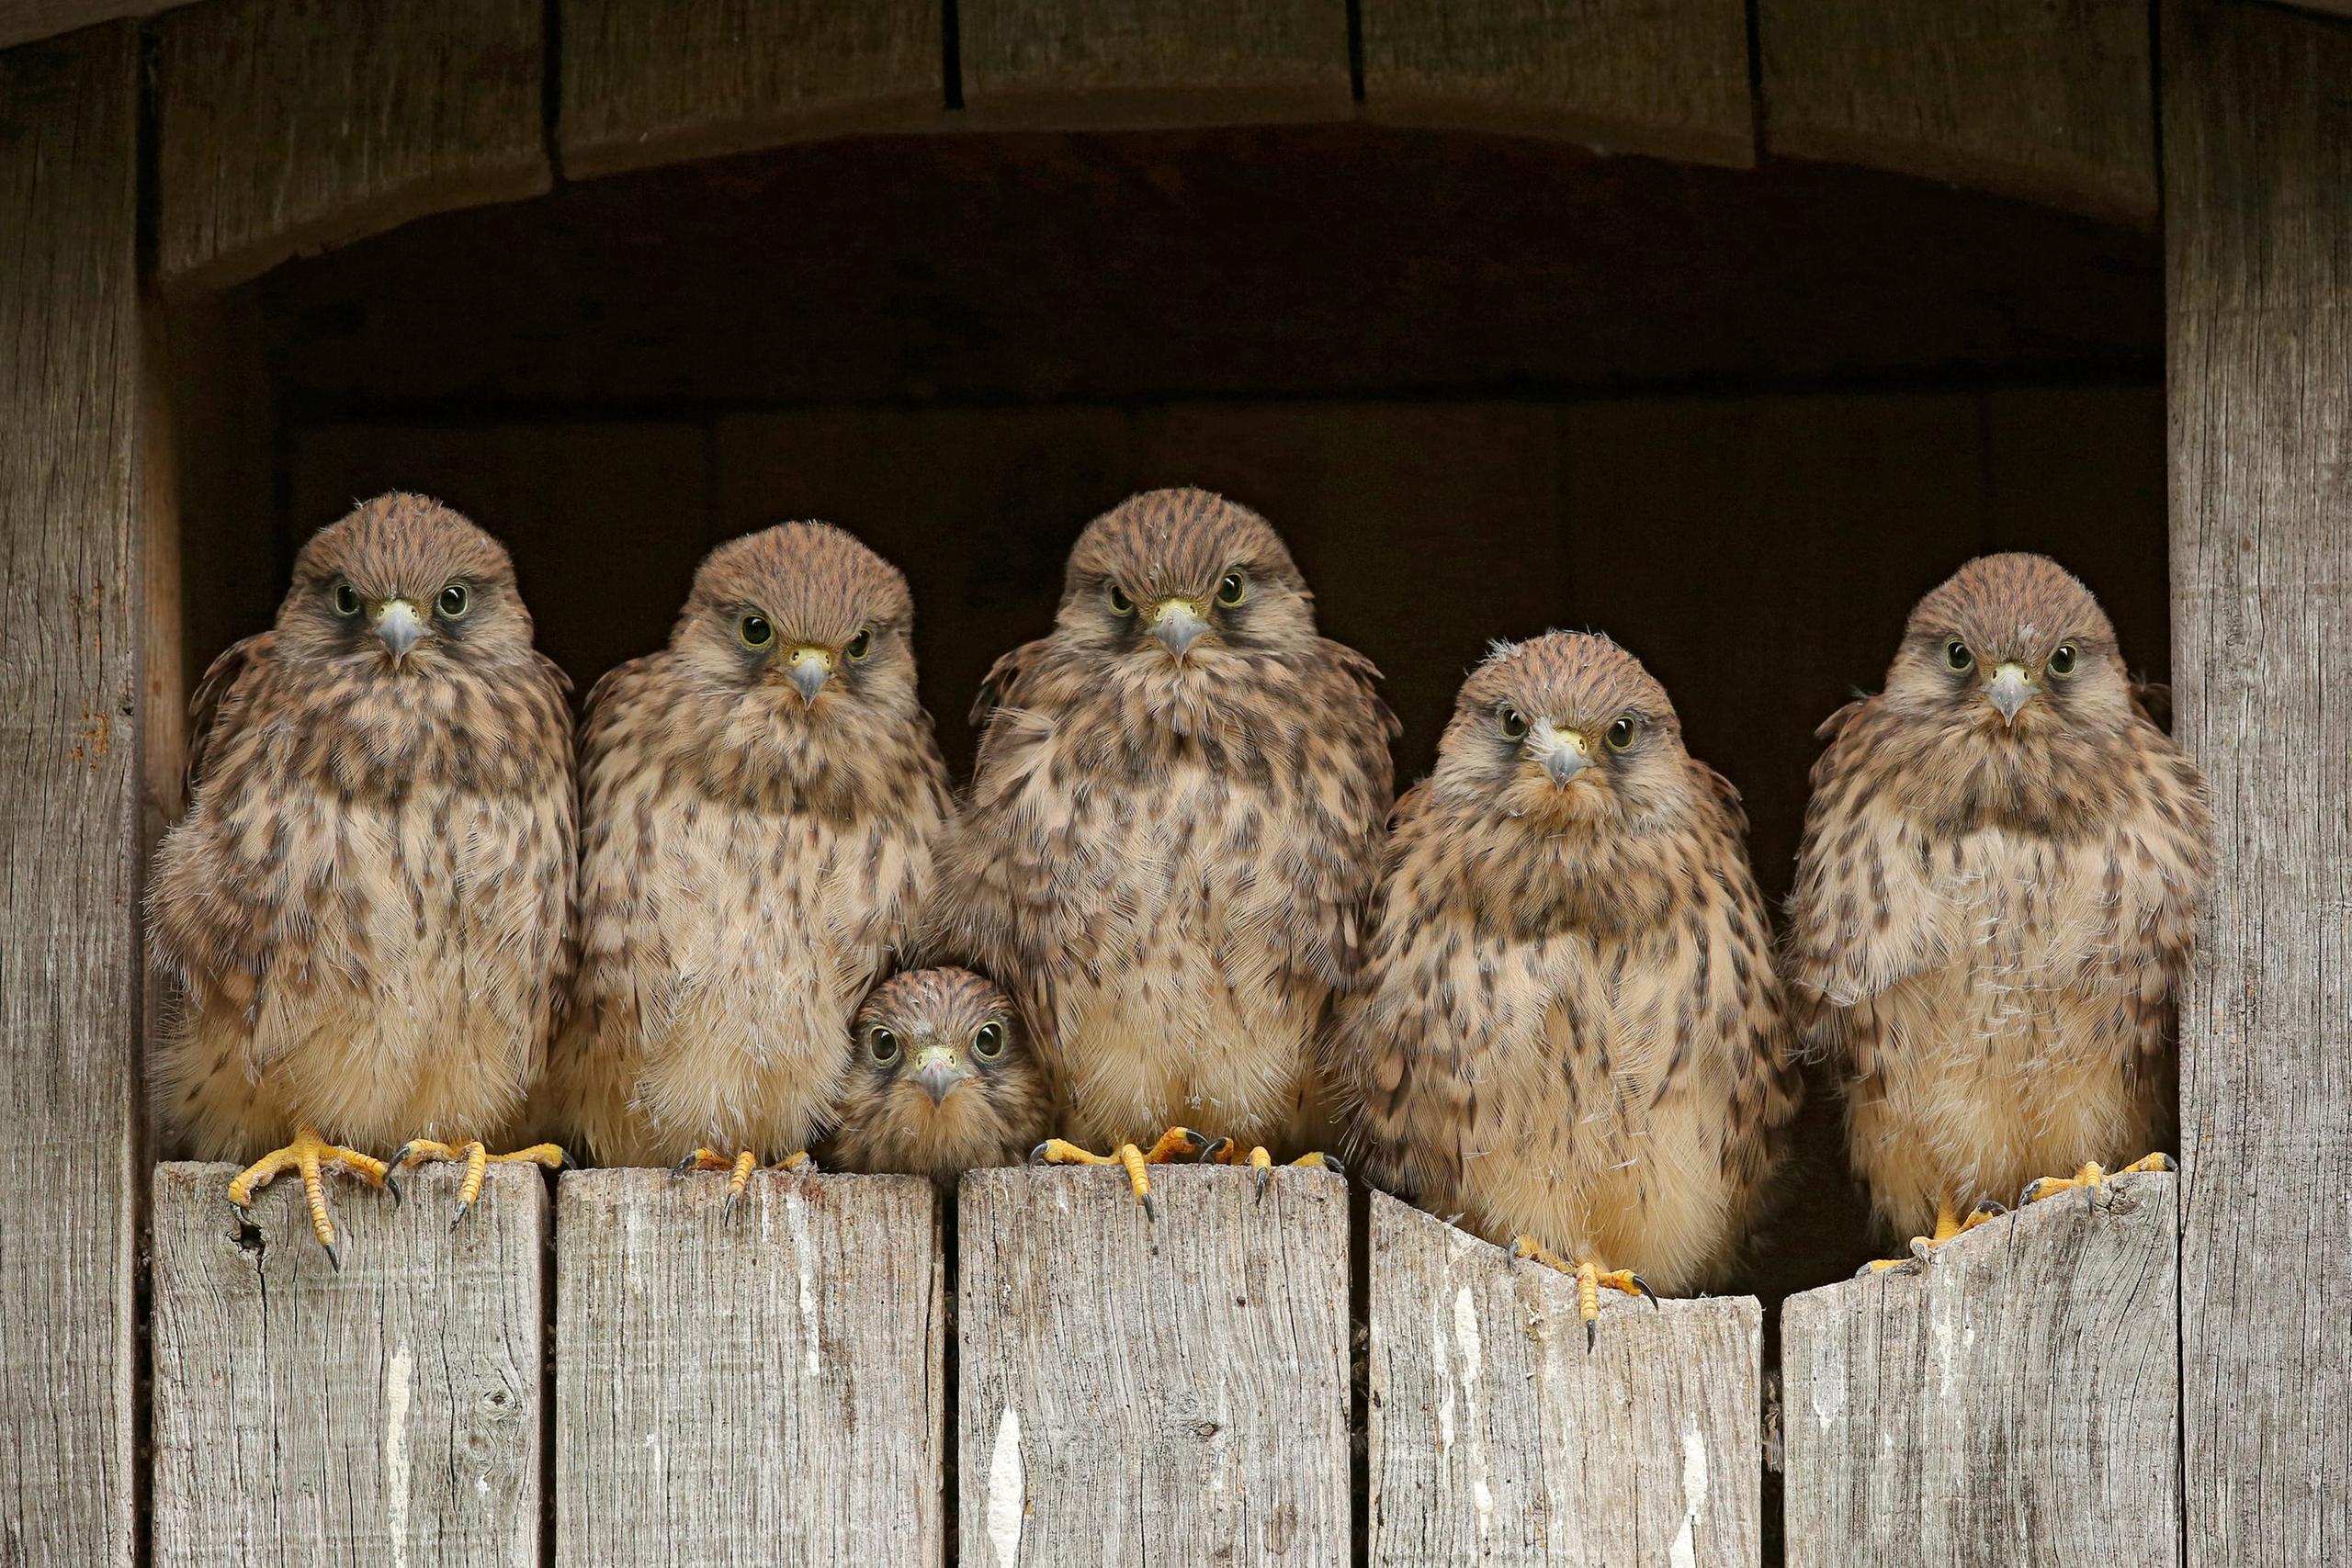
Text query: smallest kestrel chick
827 969 1051 1191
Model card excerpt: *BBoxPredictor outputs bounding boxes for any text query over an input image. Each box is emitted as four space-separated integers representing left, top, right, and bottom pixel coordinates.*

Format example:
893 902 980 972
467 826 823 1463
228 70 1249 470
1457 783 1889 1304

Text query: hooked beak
1149 599 1208 660
787 647 833 706
1986 662 2036 726
373 599 424 665
911 1044 969 1107
1532 720 1591 786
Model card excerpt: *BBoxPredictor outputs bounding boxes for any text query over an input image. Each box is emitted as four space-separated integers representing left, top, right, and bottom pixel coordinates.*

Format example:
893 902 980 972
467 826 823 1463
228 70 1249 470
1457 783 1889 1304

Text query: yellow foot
2021 1153 2175 1208
226 1127 390 1270
1859 1195 2006 1277
1510 1237 1657 1349
387 1138 569 1226
672 1148 815 1218
1197 1136 1347 1200
1030 1126 1207 1220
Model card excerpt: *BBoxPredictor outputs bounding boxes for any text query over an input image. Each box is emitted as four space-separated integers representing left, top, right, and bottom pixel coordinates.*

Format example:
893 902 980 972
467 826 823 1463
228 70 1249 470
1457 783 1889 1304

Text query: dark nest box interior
158 118 2165 1300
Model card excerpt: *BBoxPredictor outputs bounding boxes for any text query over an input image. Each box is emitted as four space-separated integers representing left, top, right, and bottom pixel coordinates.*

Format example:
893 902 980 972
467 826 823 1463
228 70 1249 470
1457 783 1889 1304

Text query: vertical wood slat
150 1163 548 1566
1781 1172 2180 1568
0 23 140 1567
1367 1194 1763 1567
956 0 1351 127
554 1169 946 1568
1757 0 2156 224
2165 3 2352 1562
958 1166 1351 1567
153 0 548 295
559 0 945 179
1360 0 1754 167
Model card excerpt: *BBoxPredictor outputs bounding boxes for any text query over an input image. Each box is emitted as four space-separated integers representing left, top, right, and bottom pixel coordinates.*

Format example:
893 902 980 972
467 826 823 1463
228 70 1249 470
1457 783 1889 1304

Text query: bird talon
1631 1275 1659 1309
1197 1136 1233 1165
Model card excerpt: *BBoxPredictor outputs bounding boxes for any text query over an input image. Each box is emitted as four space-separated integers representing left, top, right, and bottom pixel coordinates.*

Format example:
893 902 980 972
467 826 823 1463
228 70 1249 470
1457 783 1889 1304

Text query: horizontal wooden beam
1781 1171 2179 1568
151 1161 548 1565
956 0 1351 127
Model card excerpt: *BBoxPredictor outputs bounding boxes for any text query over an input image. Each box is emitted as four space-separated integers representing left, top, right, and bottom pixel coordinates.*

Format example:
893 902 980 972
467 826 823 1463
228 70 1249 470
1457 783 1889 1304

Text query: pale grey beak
911 1045 968 1107
1150 600 1207 660
373 599 424 665
1987 662 2036 725
787 648 832 706
1532 720 1590 785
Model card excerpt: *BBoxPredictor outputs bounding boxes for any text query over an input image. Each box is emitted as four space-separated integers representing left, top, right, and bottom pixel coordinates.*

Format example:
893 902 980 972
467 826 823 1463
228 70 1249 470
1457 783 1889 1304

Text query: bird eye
2049 640 2078 678
332 581 361 617
740 614 775 649
1607 714 1639 751
845 627 873 662
436 582 469 619
1499 708 1529 739
867 1026 899 1066
1216 571 1248 607
1945 639 1974 672
1107 585 1136 616
973 1021 1006 1060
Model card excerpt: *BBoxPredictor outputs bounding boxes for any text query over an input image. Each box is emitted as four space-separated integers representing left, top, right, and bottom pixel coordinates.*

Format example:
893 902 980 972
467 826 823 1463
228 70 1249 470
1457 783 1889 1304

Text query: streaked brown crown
853 966 1020 1049
286 492 519 615
1902 552 2118 670
1453 632 1680 738
686 522 914 649
1062 488 1307 606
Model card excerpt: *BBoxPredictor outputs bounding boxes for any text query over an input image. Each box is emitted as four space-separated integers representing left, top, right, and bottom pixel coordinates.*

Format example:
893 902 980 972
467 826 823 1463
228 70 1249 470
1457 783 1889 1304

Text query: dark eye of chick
845 627 873 661
1498 708 1529 739
1216 571 1247 607
1945 638 1974 672
1606 714 1639 751
867 1025 899 1066
740 614 775 649
1107 585 1136 616
437 582 469 619
973 1021 1005 1060
2049 640 2078 677
332 581 361 617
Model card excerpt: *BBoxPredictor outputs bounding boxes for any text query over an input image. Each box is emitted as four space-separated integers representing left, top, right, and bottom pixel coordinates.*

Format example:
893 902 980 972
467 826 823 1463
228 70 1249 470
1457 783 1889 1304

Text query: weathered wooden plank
1781 1171 2179 1568
151 1161 548 1566
1361 0 1752 167
959 1165 1350 1565
1758 0 2155 223
0 25 140 1566
554 1168 945 1567
154 0 548 294
1 0 186 48
1367 1193 1762 1566
560 0 943 178
290 422 710 690
957 0 1351 126
2165 4 2352 1562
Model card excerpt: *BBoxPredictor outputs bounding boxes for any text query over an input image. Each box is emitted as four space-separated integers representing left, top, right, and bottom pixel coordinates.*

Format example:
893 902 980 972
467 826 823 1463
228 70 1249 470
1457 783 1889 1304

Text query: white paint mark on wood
784 1183 820 1376
1452 1283 1494 1540
385 1343 414 1568
986 1405 1025 1568
1670 1420 1710 1568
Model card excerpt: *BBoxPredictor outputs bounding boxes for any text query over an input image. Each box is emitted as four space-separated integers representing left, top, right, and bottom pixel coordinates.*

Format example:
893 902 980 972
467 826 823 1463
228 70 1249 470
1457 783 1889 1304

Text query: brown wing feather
184 632 271 798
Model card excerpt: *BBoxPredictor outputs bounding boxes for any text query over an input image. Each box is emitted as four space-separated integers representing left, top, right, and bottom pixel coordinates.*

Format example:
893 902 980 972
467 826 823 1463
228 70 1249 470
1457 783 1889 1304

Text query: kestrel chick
1338 633 1799 1338
548 523 952 1210
827 968 1050 1190
149 493 575 1263
932 488 1396 1213
1787 554 2211 1268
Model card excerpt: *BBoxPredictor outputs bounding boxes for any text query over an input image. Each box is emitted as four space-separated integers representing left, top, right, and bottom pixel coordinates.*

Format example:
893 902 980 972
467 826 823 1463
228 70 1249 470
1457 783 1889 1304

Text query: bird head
837 969 1040 1175
280 494 536 676
1056 488 1319 692
1885 553 2135 742
1433 632 1694 831
677 522 917 718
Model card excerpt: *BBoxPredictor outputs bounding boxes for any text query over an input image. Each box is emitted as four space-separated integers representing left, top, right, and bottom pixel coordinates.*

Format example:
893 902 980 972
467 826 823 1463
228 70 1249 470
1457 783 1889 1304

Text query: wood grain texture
2164 4 2352 1562
554 1168 945 1568
1367 1193 1762 1567
0 25 140 1566
1781 1171 2179 1568
560 0 944 179
0 0 187 48
957 0 1351 126
1361 0 1752 166
958 1165 1350 1566
1758 0 2155 223
154 0 548 294
151 1161 548 1566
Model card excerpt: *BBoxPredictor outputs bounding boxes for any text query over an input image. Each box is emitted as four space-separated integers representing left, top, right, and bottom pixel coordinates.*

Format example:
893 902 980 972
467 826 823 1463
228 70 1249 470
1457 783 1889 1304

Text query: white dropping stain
1453 1286 1495 1540
1668 1422 1710 1568
1931 1293 1959 1400
382 1344 413 1568
986 1407 1024 1567
1431 1314 1455 1451
784 1185 820 1376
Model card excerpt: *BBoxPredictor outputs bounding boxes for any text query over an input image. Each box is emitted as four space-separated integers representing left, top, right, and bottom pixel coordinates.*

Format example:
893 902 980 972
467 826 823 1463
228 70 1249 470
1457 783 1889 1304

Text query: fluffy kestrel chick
1338 633 1799 1338
149 494 576 1263
932 488 1396 1213
1787 554 2212 1269
549 523 952 1210
827 969 1050 1190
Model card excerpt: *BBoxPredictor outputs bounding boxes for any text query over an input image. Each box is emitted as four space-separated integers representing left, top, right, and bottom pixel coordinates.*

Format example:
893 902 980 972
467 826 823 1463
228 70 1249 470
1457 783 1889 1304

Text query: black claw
1321 1156 1348 1186
1631 1275 1660 1310
555 1147 578 1173
322 1235 344 1273
1973 1198 2007 1218
383 1171 404 1209
723 1190 741 1222
1180 1128 1213 1153
1585 1319 1598 1352
673 1154 700 1177
1198 1136 1232 1165
1254 1165 1271 1202
448 1198 478 1232
2152 1153 2179 1173
1028 1142 1055 1166
1141 1190 1157 1223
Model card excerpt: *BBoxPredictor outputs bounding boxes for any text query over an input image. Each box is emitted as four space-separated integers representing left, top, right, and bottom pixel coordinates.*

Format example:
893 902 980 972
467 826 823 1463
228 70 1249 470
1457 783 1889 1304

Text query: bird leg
388 1138 569 1225
1510 1237 1657 1349
226 1127 390 1270
1858 1194 2006 1276
673 1147 816 1218
2020 1152 2175 1208
1030 1126 1208 1220
1196 1137 1346 1201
